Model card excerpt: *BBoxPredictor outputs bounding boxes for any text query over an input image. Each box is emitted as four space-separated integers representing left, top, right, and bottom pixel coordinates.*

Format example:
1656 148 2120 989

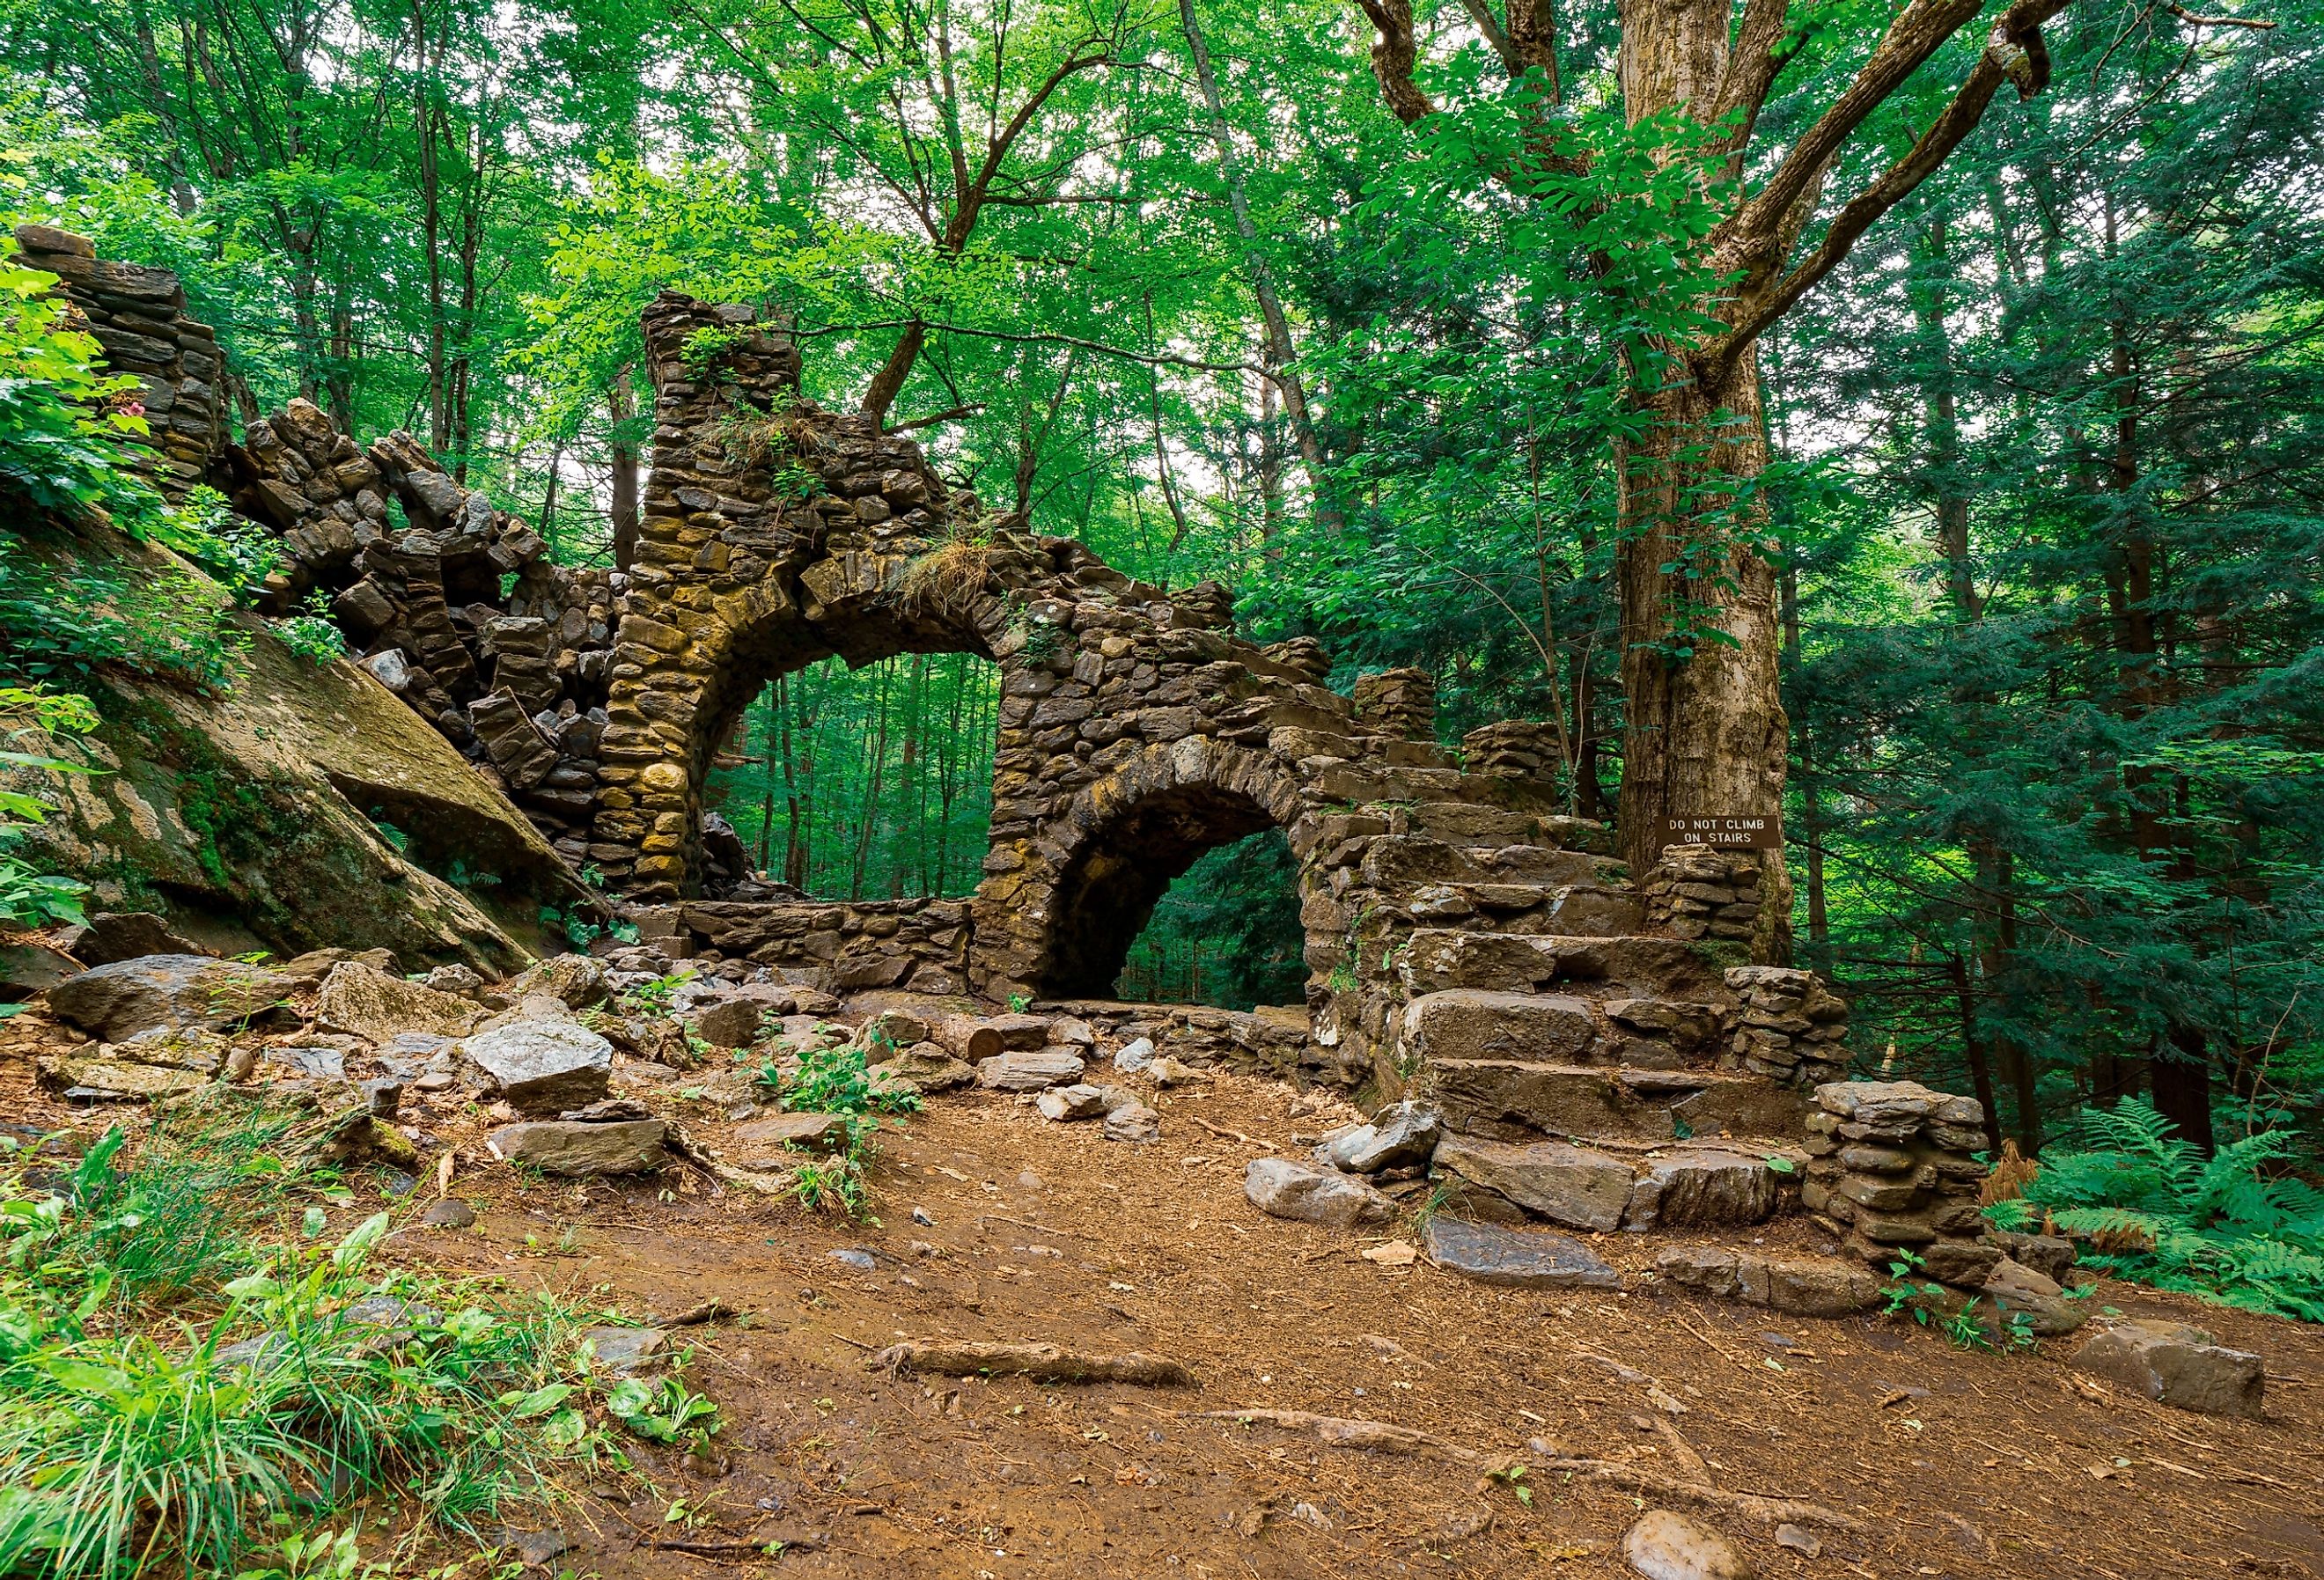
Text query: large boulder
1244 1158 1393 1227
489 1120 668 1176
1433 1134 1634 1232
46 955 293 1040
4 529 580 973
461 1019 614 1113
314 960 482 1043
2073 1320 2263 1417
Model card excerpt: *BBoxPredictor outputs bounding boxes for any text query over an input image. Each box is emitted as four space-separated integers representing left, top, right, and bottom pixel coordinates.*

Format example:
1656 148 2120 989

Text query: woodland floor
5 1047 2324 1580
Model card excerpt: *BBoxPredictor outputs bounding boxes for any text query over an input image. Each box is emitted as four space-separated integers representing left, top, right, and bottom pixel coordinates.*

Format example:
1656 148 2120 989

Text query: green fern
2016 1098 2324 1322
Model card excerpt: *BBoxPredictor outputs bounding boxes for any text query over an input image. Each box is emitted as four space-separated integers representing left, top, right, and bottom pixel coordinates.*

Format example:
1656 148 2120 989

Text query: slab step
1429 1058 1810 1144
1400 987 1722 1069
1435 1133 1790 1232
1399 930 1733 1000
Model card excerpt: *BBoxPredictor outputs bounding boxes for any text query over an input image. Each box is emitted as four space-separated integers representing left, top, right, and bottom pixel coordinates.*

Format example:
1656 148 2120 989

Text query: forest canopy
2 0 2320 1153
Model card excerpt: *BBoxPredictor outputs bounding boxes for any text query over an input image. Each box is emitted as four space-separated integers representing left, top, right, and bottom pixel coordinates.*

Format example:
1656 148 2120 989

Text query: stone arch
975 739 1327 1004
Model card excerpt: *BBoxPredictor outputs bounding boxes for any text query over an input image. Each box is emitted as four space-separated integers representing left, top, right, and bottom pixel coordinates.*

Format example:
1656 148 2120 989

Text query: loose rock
461 1020 614 1113
488 1119 669 1176
1245 1158 1392 1227
2073 1319 2264 1418
1037 1083 1109 1121
977 1048 1085 1091
47 954 293 1040
1104 1101 1162 1143
1622 1510 1755 1580
1421 1216 1622 1290
315 961 481 1043
1112 1036 1156 1073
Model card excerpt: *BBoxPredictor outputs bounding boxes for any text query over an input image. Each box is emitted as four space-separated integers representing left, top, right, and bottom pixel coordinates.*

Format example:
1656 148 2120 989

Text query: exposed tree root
872 1340 1194 1385
1188 1410 1864 1532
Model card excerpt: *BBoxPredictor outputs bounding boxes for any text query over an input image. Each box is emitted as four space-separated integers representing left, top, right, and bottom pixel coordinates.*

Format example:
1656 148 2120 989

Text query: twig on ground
666 1299 738 1326
875 1340 1195 1385
1190 1115 1276 1152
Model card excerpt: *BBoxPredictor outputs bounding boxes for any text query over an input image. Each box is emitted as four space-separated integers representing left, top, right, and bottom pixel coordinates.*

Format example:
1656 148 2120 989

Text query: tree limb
1710 0 2072 370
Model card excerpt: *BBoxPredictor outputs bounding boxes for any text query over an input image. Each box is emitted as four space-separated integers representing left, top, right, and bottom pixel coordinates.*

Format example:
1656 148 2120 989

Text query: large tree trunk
607 370 641 570
1614 345 1791 959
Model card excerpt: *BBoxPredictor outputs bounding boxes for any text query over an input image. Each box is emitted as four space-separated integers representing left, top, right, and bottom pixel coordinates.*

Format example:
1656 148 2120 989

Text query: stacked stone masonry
1803 1079 2001 1286
38 235 1945 1203
16 224 229 502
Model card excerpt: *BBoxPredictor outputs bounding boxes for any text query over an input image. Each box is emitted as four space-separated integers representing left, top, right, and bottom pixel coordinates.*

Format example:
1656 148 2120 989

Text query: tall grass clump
1989 1097 2324 1322
0 1118 700 1578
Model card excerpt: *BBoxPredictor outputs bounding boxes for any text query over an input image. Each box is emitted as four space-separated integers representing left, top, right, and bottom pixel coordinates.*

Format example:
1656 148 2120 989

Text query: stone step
1433 1133 1792 1233
1398 988 1722 1071
1427 1057 1810 1145
1360 834 1621 893
1399 929 1733 1001
1405 881 1646 937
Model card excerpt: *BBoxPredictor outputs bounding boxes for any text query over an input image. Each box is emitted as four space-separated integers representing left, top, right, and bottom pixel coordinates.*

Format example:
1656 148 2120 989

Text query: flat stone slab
488 1119 669 1176
315 960 482 1043
583 1326 668 1375
977 1048 1085 1091
2074 1319 2263 1417
1422 1216 1620 1289
35 1055 208 1102
462 1019 614 1113
1245 1158 1391 1227
1434 1133 1633 1232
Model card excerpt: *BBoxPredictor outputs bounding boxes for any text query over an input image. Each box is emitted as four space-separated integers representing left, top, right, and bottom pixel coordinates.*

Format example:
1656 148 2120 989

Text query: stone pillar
1723 965 1850 1087
1460 720 1563 782
1352 667 1436 741
1643 843 1761 942
1803 1080 2001 1287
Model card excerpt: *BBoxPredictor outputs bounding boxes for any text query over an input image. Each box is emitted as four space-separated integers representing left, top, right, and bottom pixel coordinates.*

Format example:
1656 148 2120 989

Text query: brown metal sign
1658 813 1782 849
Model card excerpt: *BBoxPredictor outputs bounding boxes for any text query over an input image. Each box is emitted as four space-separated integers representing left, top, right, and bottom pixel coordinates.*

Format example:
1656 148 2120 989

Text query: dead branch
873 1340 1195 1385
1190 1115 1276 1152
2168 2 2275 21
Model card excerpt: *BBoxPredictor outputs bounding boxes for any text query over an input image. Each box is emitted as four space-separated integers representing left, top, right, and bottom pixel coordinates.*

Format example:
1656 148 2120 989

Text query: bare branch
2168 3 2276 22
1709 0 2072 371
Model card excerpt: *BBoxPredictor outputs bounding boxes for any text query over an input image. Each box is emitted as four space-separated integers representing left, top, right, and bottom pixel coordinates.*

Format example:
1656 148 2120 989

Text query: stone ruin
26 224 2084 1315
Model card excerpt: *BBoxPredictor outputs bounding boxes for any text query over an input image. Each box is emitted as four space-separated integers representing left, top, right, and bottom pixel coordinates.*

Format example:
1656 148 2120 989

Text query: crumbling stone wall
16 224 227 502
636 897 971 995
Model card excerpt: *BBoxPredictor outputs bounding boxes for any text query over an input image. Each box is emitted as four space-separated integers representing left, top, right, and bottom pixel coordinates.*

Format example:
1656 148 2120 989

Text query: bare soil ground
7 1037 2323 1580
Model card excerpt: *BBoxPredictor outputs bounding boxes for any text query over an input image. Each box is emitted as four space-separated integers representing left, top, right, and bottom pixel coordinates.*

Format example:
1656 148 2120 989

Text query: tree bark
608 369 641 570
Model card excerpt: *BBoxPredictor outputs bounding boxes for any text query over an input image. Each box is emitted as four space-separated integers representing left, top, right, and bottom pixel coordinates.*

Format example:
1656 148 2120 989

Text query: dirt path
380 1075 2324 1580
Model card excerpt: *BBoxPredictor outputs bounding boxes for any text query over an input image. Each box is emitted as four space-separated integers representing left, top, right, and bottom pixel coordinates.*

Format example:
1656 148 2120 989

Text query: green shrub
0 1119 694 1579
1997 1097 2324 1322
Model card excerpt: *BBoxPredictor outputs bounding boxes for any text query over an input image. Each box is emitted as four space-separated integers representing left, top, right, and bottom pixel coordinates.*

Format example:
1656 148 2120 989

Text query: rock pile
1802 1080 1997 1286
1458 720 1566 783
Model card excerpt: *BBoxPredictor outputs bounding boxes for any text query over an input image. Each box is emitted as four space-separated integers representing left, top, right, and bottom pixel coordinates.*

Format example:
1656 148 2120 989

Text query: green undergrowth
1989 1098 2324 1322
755 1033 921 1216
0 1109 709 1579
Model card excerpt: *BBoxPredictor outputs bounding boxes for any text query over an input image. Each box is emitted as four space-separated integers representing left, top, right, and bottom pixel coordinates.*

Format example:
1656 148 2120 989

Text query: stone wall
1460 720 1565 782
637 898 970 994
219 397 621 869
16 224 228 502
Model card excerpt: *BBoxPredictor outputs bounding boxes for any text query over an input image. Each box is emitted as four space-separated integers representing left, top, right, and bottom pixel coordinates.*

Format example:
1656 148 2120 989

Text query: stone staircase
1308 793 1855 1241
